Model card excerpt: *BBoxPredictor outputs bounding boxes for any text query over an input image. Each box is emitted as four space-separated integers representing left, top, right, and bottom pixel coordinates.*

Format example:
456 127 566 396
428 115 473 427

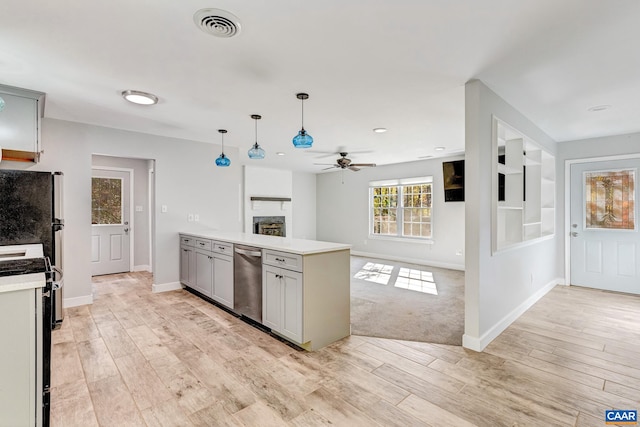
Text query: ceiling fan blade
350 163 376 167
313 162 337 166
348 166 361 171
322 166 339 170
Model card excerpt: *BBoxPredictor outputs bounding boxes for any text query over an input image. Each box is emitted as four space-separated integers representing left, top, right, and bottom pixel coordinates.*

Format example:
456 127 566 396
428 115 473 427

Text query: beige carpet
350 256 465 345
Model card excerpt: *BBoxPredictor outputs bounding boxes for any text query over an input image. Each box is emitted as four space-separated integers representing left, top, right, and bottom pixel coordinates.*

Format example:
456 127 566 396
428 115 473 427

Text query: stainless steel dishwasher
233 245 263 323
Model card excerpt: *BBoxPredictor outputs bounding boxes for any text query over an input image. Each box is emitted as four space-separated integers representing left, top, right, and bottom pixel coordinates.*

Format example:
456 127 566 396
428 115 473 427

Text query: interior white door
91 169 131 276
570 158 639 293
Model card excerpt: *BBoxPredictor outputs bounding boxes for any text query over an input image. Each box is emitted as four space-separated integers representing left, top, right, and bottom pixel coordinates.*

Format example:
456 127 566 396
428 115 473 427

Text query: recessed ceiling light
276 152 285 156
435 146 446 151
121 90 158 105
373 128 387 133
587 104 611 112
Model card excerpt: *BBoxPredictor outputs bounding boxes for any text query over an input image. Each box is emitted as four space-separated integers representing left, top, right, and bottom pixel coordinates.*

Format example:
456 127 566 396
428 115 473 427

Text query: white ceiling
1 1 639 172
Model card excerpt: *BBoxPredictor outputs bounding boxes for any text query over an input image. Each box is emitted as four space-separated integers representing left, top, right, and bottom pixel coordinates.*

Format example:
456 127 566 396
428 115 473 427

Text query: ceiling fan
315 152 376 171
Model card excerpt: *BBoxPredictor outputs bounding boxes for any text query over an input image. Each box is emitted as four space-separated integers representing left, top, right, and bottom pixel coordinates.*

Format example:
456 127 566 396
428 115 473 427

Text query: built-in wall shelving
493 117 555 252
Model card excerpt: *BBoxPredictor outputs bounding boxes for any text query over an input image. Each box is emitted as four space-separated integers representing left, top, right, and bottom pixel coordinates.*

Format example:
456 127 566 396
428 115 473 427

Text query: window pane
92 177 122 225
371 182 431 238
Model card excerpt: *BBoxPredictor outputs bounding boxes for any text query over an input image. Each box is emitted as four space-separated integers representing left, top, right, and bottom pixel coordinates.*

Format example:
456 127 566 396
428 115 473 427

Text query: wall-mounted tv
442 160 464 202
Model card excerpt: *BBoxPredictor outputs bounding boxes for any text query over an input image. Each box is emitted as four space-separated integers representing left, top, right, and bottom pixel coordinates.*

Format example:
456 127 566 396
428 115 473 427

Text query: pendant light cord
301 98 305 131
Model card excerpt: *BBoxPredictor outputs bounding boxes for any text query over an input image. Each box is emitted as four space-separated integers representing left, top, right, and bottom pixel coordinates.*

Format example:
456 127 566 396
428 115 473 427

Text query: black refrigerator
0 169 64 326
0 169 64 426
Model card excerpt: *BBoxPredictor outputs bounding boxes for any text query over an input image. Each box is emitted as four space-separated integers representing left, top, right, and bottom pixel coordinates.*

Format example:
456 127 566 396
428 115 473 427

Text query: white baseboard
462 277 561 352
64 294 93 308
351 250 465 271
152 281 182 293
133 264 151 272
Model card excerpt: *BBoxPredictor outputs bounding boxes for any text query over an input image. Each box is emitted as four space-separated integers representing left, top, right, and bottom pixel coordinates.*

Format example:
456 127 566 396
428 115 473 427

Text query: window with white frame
370 177 432 239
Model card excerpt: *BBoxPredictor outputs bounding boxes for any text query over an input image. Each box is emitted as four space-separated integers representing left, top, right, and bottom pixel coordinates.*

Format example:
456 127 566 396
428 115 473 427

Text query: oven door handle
52 266 64 290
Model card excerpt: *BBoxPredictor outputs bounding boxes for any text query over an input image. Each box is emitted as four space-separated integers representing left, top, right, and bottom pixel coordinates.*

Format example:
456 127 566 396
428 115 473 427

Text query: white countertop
0 272 46 294
180 230 351 255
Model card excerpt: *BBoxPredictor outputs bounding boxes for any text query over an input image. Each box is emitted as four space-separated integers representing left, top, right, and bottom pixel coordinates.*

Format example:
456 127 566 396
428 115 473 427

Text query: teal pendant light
292 93 313 148
247 114 265 159
215 129 231 167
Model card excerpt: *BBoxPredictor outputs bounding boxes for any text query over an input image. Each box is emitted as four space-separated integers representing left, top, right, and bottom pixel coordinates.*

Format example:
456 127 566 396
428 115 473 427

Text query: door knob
124 228 130 234
571 231 578 237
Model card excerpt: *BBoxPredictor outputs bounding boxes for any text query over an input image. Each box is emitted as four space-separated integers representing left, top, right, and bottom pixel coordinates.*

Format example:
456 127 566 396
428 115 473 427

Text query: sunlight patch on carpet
353 262 394 285
395 268 438 295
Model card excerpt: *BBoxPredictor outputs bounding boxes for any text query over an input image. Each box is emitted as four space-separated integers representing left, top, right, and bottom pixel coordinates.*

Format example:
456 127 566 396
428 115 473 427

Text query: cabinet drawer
263 249 302 272
195 239 212 251
180 236 195 247
212 241 233 256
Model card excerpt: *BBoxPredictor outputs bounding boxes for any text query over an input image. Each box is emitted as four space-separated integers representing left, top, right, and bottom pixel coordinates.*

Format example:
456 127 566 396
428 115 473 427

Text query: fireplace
253 216 286 237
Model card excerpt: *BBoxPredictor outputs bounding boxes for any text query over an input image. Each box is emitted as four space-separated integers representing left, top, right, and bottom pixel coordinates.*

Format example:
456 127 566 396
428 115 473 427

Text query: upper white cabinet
493 117 555 252
0 84 45 162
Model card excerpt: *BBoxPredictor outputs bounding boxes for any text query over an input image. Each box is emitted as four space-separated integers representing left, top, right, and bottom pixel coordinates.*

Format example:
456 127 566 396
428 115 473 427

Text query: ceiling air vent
194 8 241 38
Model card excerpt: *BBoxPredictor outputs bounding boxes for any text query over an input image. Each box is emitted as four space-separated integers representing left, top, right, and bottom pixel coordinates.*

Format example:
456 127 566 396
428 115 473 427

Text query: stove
0 243 52 426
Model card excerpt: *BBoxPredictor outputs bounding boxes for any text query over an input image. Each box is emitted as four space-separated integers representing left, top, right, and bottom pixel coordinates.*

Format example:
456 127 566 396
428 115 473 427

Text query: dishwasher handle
234 247 262 257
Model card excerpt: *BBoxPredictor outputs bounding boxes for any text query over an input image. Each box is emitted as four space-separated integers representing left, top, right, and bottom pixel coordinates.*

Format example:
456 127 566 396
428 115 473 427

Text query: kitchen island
179 230 351 350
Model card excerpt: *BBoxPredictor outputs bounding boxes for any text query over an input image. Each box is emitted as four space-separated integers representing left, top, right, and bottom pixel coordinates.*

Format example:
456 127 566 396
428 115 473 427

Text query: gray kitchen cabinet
0 275 44 426
263 249 304 344
180 237 196 287
180 235 234 309
0 84 45 162
212 241 234 308
194 249 214 298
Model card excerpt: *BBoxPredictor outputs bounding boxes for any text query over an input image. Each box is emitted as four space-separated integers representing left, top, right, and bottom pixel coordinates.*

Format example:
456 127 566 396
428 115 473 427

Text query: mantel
250 196 292 202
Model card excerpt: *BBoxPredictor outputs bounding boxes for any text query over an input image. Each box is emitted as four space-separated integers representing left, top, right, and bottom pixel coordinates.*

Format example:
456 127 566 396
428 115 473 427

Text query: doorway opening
91 155 156 282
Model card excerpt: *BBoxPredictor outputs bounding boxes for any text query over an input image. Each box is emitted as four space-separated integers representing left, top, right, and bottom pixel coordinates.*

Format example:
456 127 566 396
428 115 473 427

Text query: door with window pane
91 168 131 276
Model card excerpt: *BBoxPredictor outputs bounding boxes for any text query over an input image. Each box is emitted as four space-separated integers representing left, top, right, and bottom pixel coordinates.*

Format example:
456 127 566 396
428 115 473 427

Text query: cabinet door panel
180 247 190 285
213 254 233 308
194 250 213 297
281 270 303 343
262 267 281 330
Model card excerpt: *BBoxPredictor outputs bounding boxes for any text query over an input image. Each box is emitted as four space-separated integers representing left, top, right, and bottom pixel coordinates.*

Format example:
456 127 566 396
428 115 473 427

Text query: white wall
5 118 244 305
292 171 316 240
92 155 151 271
555 132 640 279
316 158 465 270
464 80 561 351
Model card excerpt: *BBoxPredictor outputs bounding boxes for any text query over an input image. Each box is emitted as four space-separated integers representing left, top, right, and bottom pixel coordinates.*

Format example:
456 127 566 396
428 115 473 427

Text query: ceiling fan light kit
215 129 231 167
293 93 313 148
247 114 265 159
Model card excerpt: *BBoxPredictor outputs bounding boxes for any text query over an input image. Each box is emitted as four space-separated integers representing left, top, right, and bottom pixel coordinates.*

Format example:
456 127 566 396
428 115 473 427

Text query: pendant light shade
215 129 231 167
247 114 265 159
292 93 313 148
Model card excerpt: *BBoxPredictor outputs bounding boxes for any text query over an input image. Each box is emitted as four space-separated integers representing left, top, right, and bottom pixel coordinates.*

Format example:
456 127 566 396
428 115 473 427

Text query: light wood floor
51 272 640 426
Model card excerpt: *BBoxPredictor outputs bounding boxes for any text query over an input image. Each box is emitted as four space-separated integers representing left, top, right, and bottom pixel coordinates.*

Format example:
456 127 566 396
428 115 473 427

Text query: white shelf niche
493 117 556 252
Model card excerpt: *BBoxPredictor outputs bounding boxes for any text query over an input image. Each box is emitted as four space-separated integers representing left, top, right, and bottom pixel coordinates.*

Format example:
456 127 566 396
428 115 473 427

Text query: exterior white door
570 158 639 293
91 168 131 276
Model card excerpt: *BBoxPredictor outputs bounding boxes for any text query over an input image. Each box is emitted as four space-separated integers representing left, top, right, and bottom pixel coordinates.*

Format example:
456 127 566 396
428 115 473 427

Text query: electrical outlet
161 205 167 213
194 214 199 222
188 214 194 222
